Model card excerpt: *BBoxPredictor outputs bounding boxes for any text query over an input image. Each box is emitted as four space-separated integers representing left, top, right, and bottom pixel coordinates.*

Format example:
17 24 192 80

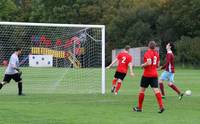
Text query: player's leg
159 71 168 98
18 81 24 96
114 72 126 95
0 81 7 89
13 73 24 96
0 74 11 89
133 87 146 112
111 79 117 93
133 76 148 112
152 88 165 113
167 73 183 100
151 78 165 113
114 79 122 95
111 72 118 93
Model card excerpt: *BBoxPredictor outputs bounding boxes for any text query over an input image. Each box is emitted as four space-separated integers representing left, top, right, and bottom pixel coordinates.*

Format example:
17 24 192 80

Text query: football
185 90 192 96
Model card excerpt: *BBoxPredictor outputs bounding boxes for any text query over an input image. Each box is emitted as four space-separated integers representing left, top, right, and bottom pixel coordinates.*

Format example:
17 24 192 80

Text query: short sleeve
10 56 16 65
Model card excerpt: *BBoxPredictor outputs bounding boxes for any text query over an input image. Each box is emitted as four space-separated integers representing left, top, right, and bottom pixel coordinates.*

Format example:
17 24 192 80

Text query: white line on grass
49 69 68 93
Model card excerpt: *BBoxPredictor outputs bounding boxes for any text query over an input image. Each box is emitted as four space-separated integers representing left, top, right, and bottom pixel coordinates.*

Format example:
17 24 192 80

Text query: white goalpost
0 22 105 94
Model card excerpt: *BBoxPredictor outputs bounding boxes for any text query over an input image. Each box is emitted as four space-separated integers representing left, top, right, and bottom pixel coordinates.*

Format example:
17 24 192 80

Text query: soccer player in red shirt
107 45 134 95
159 43 184 100
133 41 164 113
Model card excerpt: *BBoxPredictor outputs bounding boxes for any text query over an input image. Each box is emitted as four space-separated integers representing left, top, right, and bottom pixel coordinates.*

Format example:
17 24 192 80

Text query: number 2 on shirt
122 57 126 63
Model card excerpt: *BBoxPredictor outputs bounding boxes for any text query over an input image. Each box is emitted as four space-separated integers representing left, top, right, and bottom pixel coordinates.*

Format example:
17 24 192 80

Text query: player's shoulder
117 52 123 58
11 53 18 60
144 49 151 56
118 51 129 56
11 53 16 58
124 52 132 58
154 50 159 56
117 51 123 56
125 53 132 61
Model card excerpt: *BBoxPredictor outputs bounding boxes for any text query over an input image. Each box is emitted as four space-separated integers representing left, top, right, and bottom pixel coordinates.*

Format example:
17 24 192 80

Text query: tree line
0 0 199 67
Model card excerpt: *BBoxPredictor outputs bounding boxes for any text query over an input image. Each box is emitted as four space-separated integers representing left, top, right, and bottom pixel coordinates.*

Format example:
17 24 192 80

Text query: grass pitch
0 67 199 124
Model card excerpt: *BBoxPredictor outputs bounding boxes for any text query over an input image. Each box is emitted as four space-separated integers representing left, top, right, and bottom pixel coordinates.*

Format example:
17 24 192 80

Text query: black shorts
3 73 22 83
140 76 158 88
114 71 126 81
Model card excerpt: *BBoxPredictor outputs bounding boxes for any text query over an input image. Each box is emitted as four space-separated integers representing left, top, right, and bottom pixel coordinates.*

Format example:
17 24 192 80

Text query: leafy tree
176 36 200 67
0 0 18 21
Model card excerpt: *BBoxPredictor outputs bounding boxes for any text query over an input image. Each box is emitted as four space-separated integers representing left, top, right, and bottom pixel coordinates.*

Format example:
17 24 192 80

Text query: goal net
0 22 105 94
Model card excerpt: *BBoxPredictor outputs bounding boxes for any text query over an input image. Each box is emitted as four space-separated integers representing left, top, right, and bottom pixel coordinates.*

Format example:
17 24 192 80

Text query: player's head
124 45 131 52
148 41 156 50
166 42 174 51
15 47 22 55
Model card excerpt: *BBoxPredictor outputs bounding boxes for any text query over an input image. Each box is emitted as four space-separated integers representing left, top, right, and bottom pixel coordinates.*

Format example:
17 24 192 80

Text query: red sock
138 92 144 110
115 82 121 93
155 92 164 109
168 83 181 94
112 79 117 86
159 83 165 96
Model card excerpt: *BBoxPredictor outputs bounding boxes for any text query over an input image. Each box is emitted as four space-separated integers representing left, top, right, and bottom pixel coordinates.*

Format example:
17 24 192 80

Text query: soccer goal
0 22 105 94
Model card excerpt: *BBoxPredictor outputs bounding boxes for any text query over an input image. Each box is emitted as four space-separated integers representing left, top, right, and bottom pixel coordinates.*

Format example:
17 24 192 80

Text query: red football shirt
161 51 175 73
143 49 160 77
116 51 132 74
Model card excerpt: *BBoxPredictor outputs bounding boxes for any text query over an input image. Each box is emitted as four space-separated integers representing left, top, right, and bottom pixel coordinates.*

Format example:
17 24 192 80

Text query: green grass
0 67 200 124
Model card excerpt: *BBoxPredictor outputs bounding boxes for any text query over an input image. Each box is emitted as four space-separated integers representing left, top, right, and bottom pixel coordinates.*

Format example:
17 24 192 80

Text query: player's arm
11 64 20 71
160 63 166 70
128 62 134 77
141 58 151 68
10 57 21 73
10 60 19 71
11 63 21 75
160 59 167 70
106 58 118 69
157 60 161 71
161 54 170 70
157 55 161 70
157 60 160 67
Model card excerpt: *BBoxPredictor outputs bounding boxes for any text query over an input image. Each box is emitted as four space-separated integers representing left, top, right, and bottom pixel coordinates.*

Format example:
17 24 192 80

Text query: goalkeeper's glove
15 68 20 72
15 68 22 76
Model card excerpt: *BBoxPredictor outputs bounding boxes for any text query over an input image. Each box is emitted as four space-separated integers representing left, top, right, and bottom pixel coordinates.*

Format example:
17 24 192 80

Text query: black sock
18 82 23 95
0 83 2 89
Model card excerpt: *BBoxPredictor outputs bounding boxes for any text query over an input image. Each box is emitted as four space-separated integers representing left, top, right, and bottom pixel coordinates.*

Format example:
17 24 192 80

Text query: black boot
18 82 25 96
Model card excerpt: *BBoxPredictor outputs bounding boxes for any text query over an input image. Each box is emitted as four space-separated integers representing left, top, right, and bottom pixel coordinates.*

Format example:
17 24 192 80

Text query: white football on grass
185 90 192 96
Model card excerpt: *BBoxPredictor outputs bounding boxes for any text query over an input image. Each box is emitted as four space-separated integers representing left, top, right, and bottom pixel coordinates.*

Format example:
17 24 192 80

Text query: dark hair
148 41 156 49
168 42 175 52
15 47 22 52
125 45 131 51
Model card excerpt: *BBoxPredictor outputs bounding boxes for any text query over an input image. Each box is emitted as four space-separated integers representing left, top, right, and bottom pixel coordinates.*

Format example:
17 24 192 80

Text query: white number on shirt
122 57 126 63
147 56 157 65
153 56 157 65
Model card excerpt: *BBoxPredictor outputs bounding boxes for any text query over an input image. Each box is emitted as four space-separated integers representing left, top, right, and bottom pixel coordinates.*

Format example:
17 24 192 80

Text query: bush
176 36 200 67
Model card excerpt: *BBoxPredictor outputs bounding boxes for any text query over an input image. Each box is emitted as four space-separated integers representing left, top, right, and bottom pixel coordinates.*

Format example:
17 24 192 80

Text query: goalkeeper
0 48 24 96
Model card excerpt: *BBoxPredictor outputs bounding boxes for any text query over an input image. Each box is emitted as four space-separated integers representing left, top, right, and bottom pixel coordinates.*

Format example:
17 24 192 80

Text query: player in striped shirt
159 43 184 100
0 48 25 96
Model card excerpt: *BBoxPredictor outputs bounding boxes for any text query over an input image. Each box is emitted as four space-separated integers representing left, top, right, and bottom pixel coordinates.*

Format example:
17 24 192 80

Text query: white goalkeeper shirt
5 52 19 74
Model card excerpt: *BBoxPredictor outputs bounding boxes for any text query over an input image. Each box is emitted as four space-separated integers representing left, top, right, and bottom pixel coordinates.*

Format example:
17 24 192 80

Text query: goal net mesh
0 23 103 94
